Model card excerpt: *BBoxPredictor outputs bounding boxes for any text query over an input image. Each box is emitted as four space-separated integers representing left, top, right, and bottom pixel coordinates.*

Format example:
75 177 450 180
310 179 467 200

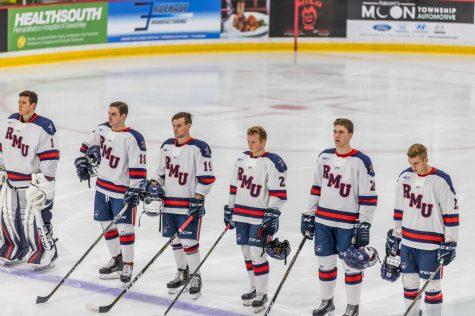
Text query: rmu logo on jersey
5 127 29 156
403 184 433 217
166 156 188 185
237 167 261 197
100 135 120 168
323 165 351 197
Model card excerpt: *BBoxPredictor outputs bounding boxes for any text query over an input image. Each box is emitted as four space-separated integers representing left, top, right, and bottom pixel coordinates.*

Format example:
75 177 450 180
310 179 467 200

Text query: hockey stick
86 215 195 313
164 224 231 315
264 236 307 316
403 260 444 316
36 203 129 304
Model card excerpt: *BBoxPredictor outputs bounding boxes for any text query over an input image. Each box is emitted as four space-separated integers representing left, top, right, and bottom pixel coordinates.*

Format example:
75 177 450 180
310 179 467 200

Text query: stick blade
86 303 101 313
86 302 113 313
36 295 50 304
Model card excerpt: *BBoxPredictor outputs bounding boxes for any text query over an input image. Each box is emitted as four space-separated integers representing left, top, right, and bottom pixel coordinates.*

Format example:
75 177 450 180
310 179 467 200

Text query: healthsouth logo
14 7 102 27
360 1 458 21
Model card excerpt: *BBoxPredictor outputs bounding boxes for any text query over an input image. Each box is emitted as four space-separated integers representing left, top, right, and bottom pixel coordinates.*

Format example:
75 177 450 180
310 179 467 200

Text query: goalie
0 91 60 270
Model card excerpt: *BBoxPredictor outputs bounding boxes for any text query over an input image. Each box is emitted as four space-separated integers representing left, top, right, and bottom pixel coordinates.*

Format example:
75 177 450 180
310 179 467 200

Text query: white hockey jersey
80 122 147 199
392 167 459 251
156 138 215 215
228 151 287 225
0 113 59 188
307 148 377 229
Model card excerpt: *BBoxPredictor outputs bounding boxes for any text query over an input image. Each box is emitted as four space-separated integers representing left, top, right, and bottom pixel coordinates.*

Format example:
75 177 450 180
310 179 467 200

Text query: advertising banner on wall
7 2 107 52
270 0 347 38
108 0 220 42
0 9 7 52
347 0 475 43
221 0 269 39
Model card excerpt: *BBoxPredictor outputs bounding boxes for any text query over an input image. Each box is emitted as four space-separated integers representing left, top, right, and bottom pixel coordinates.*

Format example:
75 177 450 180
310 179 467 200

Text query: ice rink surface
0 52 474 316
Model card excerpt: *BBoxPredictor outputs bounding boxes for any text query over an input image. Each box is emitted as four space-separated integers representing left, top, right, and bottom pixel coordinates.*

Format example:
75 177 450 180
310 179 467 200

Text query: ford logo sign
373 24 391 31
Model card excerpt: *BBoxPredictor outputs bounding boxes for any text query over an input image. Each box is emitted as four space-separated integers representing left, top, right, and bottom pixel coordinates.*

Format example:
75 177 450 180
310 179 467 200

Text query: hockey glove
259 208 281 245
188 198 205 219
300 213 315 240
352 221 371 247
385 229 401 257
124 187 141 208
438 241 457 266
223 205 235 229
74 157 91 182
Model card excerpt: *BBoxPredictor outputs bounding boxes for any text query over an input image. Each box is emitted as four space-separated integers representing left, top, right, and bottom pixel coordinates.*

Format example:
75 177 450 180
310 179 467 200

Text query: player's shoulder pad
32 115 56 136
352 151 375 176
318 148 336 157
189 139 212 158
99 122 110 128
433 168 456 195
398 167 413 179
8 113 20 120
160 138 175 149
265 152 287 173
127 129 146 151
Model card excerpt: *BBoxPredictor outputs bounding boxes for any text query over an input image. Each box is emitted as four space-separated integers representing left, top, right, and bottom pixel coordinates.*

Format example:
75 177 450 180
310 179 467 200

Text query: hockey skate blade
99 272 121 280
34 262 56 272
253 306 266 314
242 299 253 307
191 292 201 300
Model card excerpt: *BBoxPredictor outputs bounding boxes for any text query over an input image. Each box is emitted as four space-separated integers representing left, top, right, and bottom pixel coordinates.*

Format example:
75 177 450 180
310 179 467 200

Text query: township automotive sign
108 0 220 42
348 0 474 23
347 0 475 43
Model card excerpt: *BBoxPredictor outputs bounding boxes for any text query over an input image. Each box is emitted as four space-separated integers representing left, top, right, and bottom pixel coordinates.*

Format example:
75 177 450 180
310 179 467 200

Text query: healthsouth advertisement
221 0 270 39
269 0 347 38
108 0 220 42
347 0 475 43
7 2 107 52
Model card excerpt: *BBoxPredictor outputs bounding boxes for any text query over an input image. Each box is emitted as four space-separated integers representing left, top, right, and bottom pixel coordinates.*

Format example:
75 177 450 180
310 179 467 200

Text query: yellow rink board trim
1 42 475 68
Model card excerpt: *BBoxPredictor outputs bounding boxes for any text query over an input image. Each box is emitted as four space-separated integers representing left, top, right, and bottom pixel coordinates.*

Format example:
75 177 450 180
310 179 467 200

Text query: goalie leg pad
0 186 29 262
26 205 57 267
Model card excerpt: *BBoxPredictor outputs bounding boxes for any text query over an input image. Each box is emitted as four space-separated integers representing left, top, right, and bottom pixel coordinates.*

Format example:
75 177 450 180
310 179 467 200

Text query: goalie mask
341 245 380 270
266 238 291 262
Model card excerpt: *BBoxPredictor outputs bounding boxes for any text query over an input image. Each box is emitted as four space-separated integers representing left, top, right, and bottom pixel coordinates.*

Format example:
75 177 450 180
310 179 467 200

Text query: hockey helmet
142 181 165 217
381 255 402 282
266 238 291 262
341 245 379 270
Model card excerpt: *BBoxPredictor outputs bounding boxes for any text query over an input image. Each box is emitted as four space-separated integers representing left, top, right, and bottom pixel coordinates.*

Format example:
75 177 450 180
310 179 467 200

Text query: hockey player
383 144 458 316
224 126 287 313
152 112 215 298
75 101 146 283
301 118 377 316
0 90 60 270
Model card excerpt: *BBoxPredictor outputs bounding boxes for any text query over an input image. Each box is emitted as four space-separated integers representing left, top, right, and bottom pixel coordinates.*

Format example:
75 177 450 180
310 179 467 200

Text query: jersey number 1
204 161 212 172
